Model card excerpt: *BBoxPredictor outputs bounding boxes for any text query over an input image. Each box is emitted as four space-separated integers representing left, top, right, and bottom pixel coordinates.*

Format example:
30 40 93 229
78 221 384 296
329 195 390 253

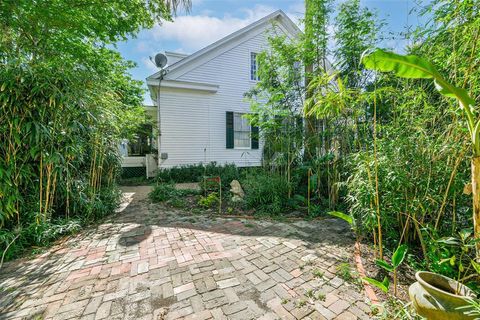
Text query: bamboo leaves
361 49 478 154
0 0 173 260
362 48 480 259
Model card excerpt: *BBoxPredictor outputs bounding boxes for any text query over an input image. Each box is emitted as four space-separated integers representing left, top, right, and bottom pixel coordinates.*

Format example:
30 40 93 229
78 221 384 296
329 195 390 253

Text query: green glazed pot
409 271 477 320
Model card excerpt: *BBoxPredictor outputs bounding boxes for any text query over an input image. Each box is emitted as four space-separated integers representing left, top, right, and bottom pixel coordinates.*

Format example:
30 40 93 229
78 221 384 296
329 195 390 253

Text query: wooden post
307 169 311 216
203 176 206 197
219 177 222 215
472 157 480 261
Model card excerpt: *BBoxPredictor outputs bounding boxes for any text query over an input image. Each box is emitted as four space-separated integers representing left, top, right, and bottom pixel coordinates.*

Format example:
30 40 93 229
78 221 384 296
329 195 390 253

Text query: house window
234 113 251 148
226 112 258 150
250 52 260 81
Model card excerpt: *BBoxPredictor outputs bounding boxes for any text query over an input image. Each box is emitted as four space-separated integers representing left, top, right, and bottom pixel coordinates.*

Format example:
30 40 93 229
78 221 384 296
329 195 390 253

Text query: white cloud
148 4 291 53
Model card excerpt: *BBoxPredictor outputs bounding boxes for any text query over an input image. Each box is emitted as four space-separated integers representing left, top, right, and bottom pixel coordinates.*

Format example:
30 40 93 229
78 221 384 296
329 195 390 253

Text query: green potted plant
408 271 476 320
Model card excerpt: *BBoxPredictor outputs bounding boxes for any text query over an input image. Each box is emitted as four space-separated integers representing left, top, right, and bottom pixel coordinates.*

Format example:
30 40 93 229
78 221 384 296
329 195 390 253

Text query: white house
142 10 300 172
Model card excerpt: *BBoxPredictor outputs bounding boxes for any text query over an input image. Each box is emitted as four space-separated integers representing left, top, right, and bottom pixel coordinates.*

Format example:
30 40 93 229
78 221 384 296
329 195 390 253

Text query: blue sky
115 0 430 104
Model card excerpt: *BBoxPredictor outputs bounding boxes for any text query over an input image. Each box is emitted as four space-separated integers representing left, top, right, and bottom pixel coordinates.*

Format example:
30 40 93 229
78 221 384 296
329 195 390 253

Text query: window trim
233 112 252 149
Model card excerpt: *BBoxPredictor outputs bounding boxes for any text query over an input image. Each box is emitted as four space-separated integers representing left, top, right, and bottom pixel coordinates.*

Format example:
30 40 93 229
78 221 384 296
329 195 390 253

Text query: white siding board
156 24 288 168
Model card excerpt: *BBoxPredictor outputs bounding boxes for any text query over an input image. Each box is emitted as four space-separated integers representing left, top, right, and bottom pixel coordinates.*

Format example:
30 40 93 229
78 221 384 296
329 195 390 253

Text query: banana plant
363 275 390 294
363 244 408 296
327 211 408 295
327 211 360 243
361 49 480 260
328 211 354 227
328 211 357 236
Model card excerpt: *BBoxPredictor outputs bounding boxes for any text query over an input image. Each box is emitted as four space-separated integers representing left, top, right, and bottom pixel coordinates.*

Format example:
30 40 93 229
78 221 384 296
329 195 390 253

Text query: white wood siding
157 24 287 168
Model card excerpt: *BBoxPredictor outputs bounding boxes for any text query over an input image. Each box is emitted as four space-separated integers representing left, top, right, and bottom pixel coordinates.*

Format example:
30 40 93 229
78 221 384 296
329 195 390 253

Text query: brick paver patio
0 187 372 319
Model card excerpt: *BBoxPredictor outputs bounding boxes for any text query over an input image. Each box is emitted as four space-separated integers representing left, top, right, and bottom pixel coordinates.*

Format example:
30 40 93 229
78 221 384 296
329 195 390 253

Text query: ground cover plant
151 162 326 217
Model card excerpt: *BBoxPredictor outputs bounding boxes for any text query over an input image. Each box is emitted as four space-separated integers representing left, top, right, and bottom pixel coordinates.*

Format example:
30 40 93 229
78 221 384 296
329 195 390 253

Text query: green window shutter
226 111 234 149
251 125 259 149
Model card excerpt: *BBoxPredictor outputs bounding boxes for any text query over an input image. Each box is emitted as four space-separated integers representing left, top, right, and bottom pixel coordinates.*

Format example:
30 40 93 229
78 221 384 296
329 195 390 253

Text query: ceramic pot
409 271 477 319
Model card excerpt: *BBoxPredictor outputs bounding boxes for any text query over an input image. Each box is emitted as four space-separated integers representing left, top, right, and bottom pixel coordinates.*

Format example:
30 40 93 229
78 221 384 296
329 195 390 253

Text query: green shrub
156 164 204 183
201 178 222 193
288 194 307 209
149 183 199 208
242 172 290 215
166 198 187 208
198 192 219 208
178 189 201 196
156 162 245 189
149 183 179 202
117 176 153 186
0 217 86 263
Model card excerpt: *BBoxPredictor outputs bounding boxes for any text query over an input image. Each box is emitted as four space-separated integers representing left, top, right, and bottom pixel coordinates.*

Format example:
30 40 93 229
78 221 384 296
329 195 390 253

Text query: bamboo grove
0 0 190 261
247 0 480 286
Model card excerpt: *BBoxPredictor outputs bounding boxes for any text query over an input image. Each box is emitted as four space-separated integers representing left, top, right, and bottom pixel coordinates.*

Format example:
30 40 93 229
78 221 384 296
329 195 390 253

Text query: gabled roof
146 10 301 82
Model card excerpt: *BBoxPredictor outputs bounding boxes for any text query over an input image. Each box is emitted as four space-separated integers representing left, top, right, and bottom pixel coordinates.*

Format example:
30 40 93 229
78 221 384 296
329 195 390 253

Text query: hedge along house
146 10 301 169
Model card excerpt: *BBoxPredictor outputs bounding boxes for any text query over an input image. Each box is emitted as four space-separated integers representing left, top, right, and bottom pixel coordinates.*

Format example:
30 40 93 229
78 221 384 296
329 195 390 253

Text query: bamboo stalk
373 90 383 259
412 213 429 265
39 153 43 224
43 163 52 220
49 171 58 219
434 147 465 229
471 157 480 260
451 191 456 234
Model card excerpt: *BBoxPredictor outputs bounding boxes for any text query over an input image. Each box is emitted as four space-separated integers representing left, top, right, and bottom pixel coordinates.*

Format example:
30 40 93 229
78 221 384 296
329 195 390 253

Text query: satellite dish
153 53 168 68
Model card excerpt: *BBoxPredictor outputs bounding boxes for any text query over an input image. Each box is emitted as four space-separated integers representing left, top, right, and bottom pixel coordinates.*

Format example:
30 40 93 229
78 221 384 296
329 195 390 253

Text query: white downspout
156 69 165 169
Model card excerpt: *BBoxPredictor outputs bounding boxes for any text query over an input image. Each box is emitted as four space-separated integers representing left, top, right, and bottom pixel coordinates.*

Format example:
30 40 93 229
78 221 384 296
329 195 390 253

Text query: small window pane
250 52 259 81
234 113 251 148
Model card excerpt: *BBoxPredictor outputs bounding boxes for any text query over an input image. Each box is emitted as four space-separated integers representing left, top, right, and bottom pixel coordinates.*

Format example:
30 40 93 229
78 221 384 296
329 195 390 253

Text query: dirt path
0 186 371 319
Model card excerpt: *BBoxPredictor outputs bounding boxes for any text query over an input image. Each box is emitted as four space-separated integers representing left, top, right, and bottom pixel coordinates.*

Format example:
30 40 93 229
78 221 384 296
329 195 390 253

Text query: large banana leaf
328 211 353 226
362 49 438 79
361 49 475 107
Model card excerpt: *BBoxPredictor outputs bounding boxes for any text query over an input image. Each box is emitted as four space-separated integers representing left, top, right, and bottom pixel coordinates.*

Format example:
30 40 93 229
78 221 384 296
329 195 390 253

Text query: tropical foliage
245 0 480 300
0 0 190 261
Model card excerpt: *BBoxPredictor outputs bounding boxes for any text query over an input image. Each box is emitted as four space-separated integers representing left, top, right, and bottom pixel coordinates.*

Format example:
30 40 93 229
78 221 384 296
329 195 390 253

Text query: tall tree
303 0 333 163
334 0 383 89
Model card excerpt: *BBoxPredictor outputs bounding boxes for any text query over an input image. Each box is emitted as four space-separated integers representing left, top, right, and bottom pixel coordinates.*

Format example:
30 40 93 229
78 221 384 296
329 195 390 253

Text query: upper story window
250 52 260 81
